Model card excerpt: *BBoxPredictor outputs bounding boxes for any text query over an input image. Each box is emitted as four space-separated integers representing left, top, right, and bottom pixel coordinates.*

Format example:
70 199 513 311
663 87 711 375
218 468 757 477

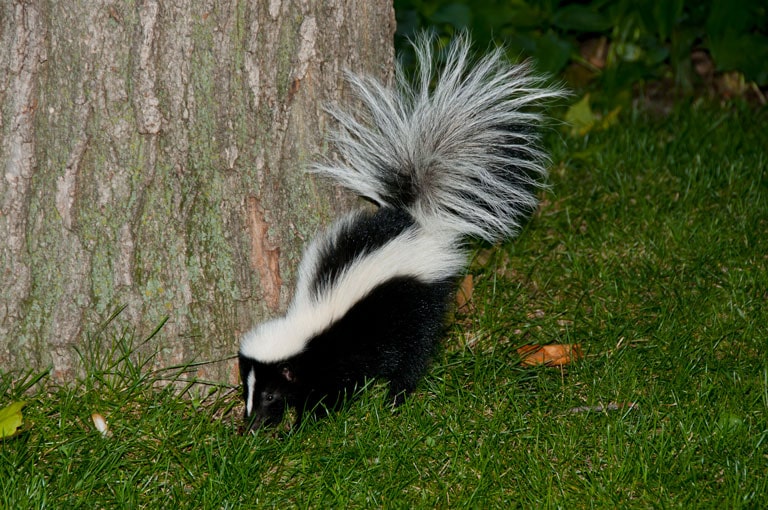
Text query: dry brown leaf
474 249 495 267
456 274 474 311
580 36 608 69
91 412 111 437
518 344 582 367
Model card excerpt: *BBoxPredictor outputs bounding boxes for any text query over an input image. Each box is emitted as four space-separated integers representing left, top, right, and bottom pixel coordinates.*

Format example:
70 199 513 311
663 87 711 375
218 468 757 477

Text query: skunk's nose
245 413 267 432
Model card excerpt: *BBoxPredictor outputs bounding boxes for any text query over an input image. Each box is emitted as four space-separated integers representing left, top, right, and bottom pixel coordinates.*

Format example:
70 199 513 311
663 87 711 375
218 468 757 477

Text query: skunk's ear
281 364 296 383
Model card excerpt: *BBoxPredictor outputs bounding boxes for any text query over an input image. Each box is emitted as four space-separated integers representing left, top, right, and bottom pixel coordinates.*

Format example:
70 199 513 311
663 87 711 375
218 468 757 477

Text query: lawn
2 102 766 508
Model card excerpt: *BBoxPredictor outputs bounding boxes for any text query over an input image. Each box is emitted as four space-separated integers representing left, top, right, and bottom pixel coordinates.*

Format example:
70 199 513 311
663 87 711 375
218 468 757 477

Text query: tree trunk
0 0 395 385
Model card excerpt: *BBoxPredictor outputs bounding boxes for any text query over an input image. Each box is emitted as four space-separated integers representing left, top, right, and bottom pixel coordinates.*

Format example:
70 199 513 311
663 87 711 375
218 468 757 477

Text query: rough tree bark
0 0 395 385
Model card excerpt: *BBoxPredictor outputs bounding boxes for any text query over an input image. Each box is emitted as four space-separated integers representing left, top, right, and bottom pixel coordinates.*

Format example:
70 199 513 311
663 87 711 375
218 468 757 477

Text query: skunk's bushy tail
312 33 564 243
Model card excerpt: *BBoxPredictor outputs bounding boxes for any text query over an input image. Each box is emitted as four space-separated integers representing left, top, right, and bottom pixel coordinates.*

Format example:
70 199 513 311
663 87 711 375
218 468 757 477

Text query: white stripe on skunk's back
239 220 466 363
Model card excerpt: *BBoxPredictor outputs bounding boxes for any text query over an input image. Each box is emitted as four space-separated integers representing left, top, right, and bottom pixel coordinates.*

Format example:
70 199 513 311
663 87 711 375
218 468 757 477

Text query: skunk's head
238 353 298 430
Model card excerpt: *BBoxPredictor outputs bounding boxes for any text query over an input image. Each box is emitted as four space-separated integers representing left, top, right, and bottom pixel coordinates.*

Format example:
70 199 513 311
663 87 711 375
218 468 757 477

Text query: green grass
2 103 767 508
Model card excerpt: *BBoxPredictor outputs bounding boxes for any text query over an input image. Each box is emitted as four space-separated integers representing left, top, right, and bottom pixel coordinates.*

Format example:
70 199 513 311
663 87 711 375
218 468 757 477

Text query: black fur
308 207 415 299
239 267 454 429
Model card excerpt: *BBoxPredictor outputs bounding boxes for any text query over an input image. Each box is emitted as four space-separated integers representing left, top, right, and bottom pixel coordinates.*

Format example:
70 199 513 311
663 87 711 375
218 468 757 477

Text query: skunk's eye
265 394 274 402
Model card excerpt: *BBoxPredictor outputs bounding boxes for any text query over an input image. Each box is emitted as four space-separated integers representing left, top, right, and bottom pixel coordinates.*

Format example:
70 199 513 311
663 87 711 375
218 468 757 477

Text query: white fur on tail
312 32 564 243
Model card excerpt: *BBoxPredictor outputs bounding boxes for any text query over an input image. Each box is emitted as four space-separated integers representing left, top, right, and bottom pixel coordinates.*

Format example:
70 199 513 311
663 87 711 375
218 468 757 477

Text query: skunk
238 33 562 430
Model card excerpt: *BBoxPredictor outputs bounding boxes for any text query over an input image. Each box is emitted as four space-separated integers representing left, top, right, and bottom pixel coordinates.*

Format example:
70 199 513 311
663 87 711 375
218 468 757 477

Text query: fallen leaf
565 94 621 136
715 71 747 99
518 344 582 367
0 401 26 439
456 274 474 311
580 36 608 69
564 94 599 136
91 412 111 437
474 248 495 267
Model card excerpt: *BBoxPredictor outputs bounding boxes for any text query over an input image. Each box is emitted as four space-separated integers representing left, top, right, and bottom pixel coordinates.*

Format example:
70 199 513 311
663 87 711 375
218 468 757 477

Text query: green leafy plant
395 0 768 102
